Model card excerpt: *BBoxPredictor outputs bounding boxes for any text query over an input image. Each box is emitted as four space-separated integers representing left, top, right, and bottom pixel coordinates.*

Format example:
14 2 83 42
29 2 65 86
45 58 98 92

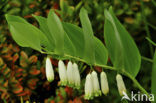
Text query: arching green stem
44 51 150 97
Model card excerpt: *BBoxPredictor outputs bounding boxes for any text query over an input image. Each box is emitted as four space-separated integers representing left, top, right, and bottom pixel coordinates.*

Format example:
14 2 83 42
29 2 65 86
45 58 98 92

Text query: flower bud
45 57 54 82
91 71 101 97
26 101 29 103
67 61 74 86
100 71 109 95
116 74 126 96
84 74 94 100
73 63 81 89
58 60 68 86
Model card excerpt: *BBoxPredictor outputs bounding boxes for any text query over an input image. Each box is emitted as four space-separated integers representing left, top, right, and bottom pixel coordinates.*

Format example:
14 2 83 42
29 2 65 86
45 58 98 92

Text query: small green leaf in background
59 0 68 19
104 7 141 77
152 50 156 103
47 10 64 55
79 8 95 65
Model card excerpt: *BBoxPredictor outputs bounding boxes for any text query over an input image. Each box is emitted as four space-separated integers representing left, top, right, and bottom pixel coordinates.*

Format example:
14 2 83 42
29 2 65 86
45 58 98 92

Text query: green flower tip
84 94 94 100
60 80 68 86
94 90 102 97
47 77 54 82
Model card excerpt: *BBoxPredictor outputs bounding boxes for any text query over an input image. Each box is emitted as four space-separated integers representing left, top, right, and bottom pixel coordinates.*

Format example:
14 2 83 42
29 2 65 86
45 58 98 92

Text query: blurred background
0 0 156 102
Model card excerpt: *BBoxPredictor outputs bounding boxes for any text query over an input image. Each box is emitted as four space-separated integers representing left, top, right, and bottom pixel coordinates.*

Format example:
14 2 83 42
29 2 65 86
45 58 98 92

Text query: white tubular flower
100 71 109 95
91 71 101 97
73 63 81 89
46 57 54 82
58 60 68 86
67 61 74 86
116 74 127 96
84 74 94 100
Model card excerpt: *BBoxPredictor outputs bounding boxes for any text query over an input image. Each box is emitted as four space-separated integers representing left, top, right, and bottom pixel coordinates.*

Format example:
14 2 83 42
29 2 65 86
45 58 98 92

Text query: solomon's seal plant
5 5 155 101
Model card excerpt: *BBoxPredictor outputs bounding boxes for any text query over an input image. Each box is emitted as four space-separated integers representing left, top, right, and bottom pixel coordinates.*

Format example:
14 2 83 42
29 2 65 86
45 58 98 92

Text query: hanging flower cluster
84 71 109 100
45 57 127 100
45 57 81 89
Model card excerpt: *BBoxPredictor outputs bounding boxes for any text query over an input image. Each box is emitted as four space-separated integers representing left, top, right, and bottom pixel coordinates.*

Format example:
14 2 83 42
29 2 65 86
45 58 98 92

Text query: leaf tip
108 6 113 12
5 14 9 20
80 7 87 15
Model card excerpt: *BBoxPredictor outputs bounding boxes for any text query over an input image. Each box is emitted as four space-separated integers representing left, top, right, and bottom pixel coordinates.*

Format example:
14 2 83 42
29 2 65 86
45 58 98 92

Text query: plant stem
95 64 116 71
124 72 150 97
147 22 156 30
95 64 150 97
97 65 150 97
146 37 156 46
45 51 150 97
151 0 156 7
141 56 153 63
140 0 154 57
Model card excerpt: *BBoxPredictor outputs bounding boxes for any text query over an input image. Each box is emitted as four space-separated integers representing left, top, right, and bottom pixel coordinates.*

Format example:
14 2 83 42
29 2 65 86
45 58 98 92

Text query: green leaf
63 22 108 65
6 10 108 67
47 10 64 55
64 32 76 57
60 0 69 19
5 14 28 24
104 7 141 77
33 15 75 58
94 37 108 65
33 15 55 51
63 22 84 59
79 8 95 65
152 50 156 103
6 15 51 52
9 22 41 51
